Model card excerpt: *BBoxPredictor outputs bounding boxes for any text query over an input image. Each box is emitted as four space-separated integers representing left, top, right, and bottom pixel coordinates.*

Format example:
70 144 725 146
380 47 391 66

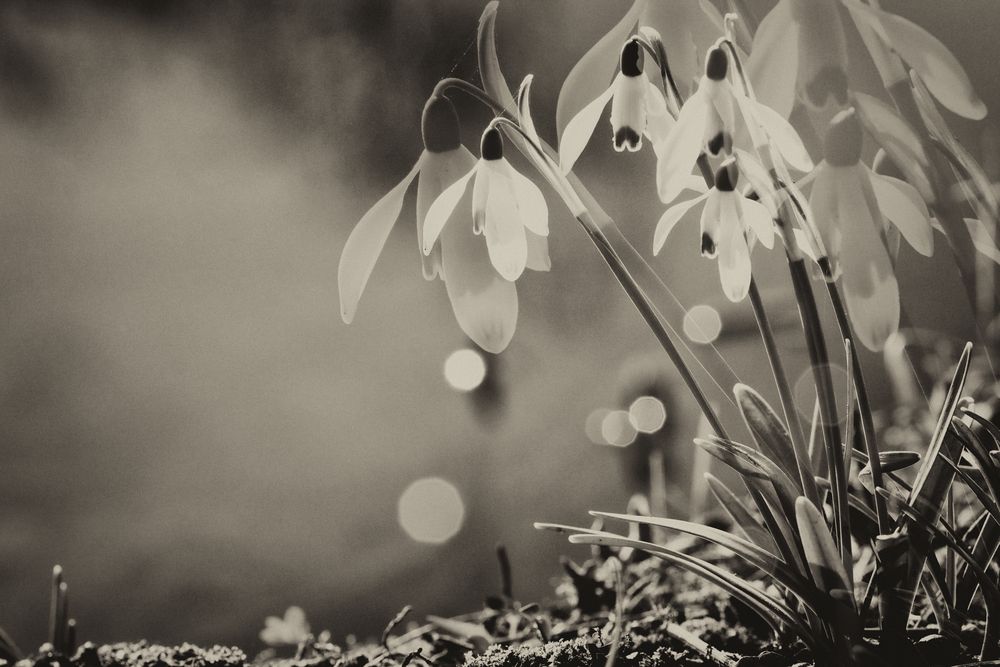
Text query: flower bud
481 127 504 161
715 159 738 192
705 47 728 81
620 40 643 78
823 108 862 167
421 95 461 153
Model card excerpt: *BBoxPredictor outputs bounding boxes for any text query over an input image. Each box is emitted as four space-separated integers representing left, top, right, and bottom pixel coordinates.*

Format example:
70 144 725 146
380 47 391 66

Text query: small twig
496 544 513 600
604 558 625 667
382 606 413 650
665 623 739 667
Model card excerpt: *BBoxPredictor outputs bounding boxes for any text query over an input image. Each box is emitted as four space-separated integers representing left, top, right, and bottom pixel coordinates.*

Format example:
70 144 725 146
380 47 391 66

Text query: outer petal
699 190 722 258
643 80 675 146
842 0 986 120
510 164 549 237
746 95 813 172
559 84 615 174
653 193 707 255
440 189 519 354
793 0 849 110
655 92 710 203
965 218 1000 266
422 164 477 254
717 202 752 302
338 158 422 323
483 167 529 281
746 0 798 118
868 170 933 257
525 230 551 272
838 168 899 351
741 199 775 250
808 164 842 269
556 0 645 141
610 74 647 152
853 92 933 202
417 148 479 280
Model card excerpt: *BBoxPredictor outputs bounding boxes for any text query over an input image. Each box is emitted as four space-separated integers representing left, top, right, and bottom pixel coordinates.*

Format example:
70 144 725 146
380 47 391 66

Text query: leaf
795 497 854 605
705 472 778 554
858 450 920 494
695 437 801 523
426 615 493 652
842 0 986 120
477 2 517 115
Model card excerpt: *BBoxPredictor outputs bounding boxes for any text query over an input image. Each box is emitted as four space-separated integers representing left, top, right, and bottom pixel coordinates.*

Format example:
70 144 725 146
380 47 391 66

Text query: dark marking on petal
614 127 641 152
706 131 728 156
620 40 643 78
706 47 728 81
481 127 504 160
824 108 862 167
804 66 848 110
421 95 461 153
715 160 739 192
701 233 717 257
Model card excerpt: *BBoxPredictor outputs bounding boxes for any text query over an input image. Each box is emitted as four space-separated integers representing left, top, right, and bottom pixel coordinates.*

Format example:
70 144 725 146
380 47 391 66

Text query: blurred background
0 0 996 652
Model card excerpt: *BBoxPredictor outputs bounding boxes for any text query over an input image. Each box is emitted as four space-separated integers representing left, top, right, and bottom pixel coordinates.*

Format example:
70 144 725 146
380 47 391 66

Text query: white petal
559 84 615 174
643 80 675 146
653 193 707 255
869 171 933 257
440 201 519 354
741 199 775 250
842 0 986 120
838 168 899 351
718 209 752 302
483 171 528 281
509 163 549 237
794 0 849 110
417 148 478 280
734 149 778 217
655 93 710 203
338 158 422 323
699 190 722 258
793 228 820 263
965 218 1000 266
610 74 647 152
747 95 813 172
422 164 477 255
746 0 798 118
525 230 551 272
556 0 646 140
853 92 933 201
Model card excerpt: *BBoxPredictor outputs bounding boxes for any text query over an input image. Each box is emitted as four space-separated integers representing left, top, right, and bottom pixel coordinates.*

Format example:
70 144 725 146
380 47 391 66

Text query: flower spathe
804 108 934 352
559 39 673 172
423 126 549 284
338 95 539 354
555 0 723 168
653 159 774 303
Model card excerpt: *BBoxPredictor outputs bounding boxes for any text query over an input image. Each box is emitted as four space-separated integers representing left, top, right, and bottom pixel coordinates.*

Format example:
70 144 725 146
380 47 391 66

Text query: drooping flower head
338 95 542 353
653 157 775 302
806 108 933 351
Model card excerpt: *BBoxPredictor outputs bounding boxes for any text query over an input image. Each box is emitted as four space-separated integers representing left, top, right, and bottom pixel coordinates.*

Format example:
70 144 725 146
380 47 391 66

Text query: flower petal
746 0 798 118
525 230 551 272
655 92 710 203
842 0 986 120
556 0 645 141
338 158 422 324
853 92 933 202
746 95 814 172
808 163 841 268
559 84 615 174
741 199 775 250
510 164 549 237
964 218 1000 266
417 148 479 280
733 149 778 216
839 168 899 351
868 171 933 257
483 170 528 281
718 203 752 302
699 190 722 258
643 80 674 146
610 74 647 152
423 164 477 255
440 198 519 354
653 193 707 255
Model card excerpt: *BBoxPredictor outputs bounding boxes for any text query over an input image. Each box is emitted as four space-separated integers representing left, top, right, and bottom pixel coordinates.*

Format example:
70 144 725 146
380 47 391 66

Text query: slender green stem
579 212 730 440
821 269 891 533
786 258 852 571
747 279 819 507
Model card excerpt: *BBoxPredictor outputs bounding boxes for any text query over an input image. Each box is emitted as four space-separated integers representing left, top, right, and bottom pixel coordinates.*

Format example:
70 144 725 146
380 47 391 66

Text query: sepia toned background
0 0 996 652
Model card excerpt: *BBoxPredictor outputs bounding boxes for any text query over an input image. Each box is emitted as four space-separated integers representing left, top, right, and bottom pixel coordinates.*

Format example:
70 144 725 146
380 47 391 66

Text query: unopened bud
705 47 728 81
421 95 461 153
620 40 643 78
481 127 504 161
823 108 862 167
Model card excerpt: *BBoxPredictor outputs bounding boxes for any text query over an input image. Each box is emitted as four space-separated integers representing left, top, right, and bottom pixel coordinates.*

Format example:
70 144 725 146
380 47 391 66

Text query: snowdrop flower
556 0 723 167
806 108 933 351
559 39 673 172
653 158 774 302
422 125 549 288
746 0 850 119
339 96 544 353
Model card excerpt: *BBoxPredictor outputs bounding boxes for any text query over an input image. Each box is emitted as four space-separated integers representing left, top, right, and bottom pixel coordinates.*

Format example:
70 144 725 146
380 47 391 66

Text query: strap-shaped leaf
705 472 778 554
477 2 517 115
795 497 854 607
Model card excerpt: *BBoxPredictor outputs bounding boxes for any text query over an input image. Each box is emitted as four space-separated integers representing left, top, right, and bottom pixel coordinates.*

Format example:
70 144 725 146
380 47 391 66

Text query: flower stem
579 212 729 440
747 278 819 507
